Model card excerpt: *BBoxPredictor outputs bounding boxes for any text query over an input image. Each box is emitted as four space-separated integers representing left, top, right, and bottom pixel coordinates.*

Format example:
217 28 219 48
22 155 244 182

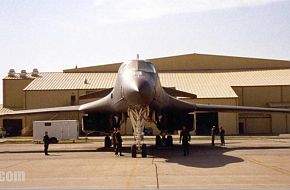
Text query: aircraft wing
0 93 118 116
164 95 290 113
79 93 119 113
194 103 290 113
79 88 113 100
0 105 80 116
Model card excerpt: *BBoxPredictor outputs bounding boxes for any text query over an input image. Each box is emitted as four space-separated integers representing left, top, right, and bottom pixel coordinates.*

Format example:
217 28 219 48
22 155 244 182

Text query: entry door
196 112 218 135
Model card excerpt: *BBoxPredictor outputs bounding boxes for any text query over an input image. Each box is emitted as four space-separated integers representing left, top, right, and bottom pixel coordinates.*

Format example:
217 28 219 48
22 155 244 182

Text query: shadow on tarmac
96 143 290 168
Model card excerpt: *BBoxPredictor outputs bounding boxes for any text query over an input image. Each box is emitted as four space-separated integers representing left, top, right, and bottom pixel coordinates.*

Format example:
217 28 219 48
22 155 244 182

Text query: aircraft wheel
141 144 147 158
155 135 161 147
131 144 137 158
167 135 173 146
104 136 111 148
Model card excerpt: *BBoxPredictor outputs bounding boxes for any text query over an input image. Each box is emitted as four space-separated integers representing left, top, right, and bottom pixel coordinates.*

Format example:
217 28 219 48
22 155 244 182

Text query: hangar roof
0 106 15 113
18 69 290 99
64 53 290 73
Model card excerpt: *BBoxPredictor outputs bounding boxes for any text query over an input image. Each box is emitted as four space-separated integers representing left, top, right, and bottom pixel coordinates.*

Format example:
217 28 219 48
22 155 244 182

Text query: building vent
31 68 39 77
20 70 27 78
84 78 88 84
8 69 16 77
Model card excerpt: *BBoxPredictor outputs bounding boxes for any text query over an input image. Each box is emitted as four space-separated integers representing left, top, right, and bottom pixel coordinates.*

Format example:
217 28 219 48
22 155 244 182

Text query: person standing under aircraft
115 128 124 156
112 127 117 155
180 126 191 156
43 131 50 155
220 126 225 146
211 126 217 146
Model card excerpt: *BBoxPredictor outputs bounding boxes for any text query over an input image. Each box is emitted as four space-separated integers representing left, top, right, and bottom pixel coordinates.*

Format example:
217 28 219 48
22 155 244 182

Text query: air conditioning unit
8 69 16 77
31 68 39 77
20 70 27 78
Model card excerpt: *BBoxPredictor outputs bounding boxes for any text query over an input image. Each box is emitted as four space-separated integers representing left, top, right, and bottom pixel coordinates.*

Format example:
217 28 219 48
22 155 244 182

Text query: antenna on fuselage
137 54 139 60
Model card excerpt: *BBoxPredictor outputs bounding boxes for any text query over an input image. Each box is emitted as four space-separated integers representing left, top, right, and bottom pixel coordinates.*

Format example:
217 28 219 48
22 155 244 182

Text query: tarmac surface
0 136 290 189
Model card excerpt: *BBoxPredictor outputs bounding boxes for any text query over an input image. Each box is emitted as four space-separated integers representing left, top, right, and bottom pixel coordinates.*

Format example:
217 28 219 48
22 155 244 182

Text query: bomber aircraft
1 59 290 157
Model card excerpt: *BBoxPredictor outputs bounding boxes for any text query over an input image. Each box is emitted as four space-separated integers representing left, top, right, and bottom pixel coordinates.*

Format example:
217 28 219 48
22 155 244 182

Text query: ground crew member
112 127 117 155
179 126 191 156
43 131 50 155
211 126 216 146
220 126 225 146
115 128 124 156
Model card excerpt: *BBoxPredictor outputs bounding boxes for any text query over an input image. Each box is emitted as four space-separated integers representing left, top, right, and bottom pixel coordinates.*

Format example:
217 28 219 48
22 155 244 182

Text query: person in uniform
112 127 117 155
115 128 124 156
179 126 191 156
211 126 216 146
220 126 225 146
43 131 50 155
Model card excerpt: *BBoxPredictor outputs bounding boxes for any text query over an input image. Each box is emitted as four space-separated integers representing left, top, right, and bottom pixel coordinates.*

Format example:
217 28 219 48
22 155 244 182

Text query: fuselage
79 60 169 113
108 60 165 112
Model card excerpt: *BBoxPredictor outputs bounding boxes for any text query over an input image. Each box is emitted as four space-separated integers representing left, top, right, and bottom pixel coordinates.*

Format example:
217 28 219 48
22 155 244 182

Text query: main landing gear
128 106 149 158
155 133 173 147
104 135 112 148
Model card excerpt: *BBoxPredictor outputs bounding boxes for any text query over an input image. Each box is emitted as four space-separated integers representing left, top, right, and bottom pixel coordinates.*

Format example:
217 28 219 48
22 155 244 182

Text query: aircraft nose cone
125 79 155 105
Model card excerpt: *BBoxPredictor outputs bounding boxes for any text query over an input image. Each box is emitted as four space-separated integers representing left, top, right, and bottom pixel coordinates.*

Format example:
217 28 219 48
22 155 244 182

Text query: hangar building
1 53 290 136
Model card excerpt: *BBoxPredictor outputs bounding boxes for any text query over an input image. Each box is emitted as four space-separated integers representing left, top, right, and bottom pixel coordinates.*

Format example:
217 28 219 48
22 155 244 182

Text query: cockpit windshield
138 61 156 73
124 60 156 73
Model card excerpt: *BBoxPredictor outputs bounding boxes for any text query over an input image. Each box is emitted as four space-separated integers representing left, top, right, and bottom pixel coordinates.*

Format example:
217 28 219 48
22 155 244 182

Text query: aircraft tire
141 144 147 158
167 135 173 146
131 144 137 158
104 136 111 148
155 135 161 147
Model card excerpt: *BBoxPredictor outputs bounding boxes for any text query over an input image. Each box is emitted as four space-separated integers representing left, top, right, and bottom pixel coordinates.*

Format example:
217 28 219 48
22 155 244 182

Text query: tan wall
282 86 290 102
232 87 243 106
234 86 290 134
245 117 271 134
243 86 281 107
78 89 100 105
3 79 33 108
288 114 290 133
190 98 237 105
271 113 288 134
25 90 79 109
218 112 238 135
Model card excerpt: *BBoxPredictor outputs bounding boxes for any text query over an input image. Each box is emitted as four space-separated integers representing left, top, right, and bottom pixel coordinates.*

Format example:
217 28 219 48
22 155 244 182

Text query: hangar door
3 119 22 136
196 112 218 135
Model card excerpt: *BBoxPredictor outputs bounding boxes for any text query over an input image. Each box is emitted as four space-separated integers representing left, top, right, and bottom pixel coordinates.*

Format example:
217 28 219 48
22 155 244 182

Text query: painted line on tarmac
125 158 137 188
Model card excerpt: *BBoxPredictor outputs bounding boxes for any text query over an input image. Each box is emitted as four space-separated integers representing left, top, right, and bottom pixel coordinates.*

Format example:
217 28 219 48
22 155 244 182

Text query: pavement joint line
154 163 159 190
241 155 290 176
0 159 31 170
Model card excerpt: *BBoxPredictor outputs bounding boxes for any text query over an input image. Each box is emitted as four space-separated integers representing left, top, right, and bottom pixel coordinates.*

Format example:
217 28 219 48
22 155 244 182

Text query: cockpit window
138 61 156 73
124 61 156 73
125 61 138 71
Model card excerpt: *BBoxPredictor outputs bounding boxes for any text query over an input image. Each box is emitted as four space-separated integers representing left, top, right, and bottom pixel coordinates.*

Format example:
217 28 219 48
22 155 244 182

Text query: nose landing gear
128 105 150 158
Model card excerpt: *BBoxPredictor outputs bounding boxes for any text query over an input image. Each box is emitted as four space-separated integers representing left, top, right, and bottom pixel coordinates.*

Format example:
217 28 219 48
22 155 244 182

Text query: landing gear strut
128 105 149 158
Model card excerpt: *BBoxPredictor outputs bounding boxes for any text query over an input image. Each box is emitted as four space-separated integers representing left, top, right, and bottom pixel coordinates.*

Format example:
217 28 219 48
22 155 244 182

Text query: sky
0 0 290 104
